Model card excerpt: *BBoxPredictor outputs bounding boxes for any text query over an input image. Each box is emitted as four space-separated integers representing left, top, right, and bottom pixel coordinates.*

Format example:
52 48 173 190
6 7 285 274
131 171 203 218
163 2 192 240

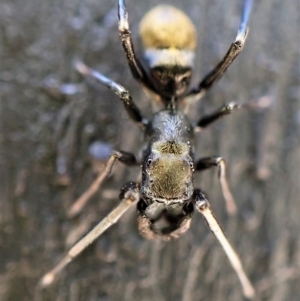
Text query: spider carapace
138 110 195 239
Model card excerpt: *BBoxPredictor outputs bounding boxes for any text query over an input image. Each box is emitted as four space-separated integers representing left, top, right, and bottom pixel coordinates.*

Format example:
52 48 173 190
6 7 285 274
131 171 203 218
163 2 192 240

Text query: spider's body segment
141 110 194 203
139 5 196 98
139 109 195 239
40 0 256 298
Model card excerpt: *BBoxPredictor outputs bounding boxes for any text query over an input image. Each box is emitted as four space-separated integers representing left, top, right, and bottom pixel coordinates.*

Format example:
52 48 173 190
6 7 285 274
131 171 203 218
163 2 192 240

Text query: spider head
141 142 194 203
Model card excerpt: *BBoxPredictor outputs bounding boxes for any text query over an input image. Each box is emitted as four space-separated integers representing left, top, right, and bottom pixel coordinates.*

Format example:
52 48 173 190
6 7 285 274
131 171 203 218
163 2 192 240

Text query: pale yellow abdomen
139 5 197 50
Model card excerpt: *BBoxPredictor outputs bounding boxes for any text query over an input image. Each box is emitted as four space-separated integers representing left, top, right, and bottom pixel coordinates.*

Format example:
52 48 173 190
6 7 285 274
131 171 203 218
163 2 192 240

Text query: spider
40 0 255 298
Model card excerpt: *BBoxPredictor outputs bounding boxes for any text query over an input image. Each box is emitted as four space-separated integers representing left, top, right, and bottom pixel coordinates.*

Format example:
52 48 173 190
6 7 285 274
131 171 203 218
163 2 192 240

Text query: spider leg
39 182 140 287
118 0 155 92
193 189 255 299
195 157 237 215
195 97 271 129
186 0 253 101
196 102 243 129
75 61 148 130
68 150 139 218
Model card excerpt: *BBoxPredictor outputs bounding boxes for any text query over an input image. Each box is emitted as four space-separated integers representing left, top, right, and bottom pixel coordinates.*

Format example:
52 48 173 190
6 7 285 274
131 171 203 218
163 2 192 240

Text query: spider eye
147 159 152 167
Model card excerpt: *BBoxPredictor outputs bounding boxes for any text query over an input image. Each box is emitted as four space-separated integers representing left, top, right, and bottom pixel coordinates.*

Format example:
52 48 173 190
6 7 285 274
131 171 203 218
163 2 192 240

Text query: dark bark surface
0 0 299 300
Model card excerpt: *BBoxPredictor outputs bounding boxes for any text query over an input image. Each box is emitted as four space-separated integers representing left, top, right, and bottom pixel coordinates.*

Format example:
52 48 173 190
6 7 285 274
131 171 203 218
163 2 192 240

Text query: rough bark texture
0 0 299 301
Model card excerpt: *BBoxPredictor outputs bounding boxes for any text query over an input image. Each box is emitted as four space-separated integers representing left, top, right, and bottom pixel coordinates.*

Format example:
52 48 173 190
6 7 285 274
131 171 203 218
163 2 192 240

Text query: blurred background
0 0 299 300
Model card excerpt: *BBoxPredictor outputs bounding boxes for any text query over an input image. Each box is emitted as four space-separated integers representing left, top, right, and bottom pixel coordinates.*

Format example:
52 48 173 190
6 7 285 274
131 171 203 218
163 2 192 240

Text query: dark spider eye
147 159 152 167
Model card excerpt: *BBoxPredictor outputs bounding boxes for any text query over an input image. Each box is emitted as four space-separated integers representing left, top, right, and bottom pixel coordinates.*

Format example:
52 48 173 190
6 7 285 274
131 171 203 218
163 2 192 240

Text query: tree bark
0 0 299 300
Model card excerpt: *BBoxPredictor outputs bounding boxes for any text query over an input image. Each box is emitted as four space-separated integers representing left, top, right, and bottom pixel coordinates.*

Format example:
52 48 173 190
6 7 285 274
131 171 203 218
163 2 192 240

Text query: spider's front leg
195 156 237 215
193 189 255 299
39 182 140 288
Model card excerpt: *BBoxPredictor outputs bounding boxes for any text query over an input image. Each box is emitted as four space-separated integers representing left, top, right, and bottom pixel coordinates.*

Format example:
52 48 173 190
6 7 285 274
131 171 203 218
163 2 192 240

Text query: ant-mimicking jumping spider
40 0 255 298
